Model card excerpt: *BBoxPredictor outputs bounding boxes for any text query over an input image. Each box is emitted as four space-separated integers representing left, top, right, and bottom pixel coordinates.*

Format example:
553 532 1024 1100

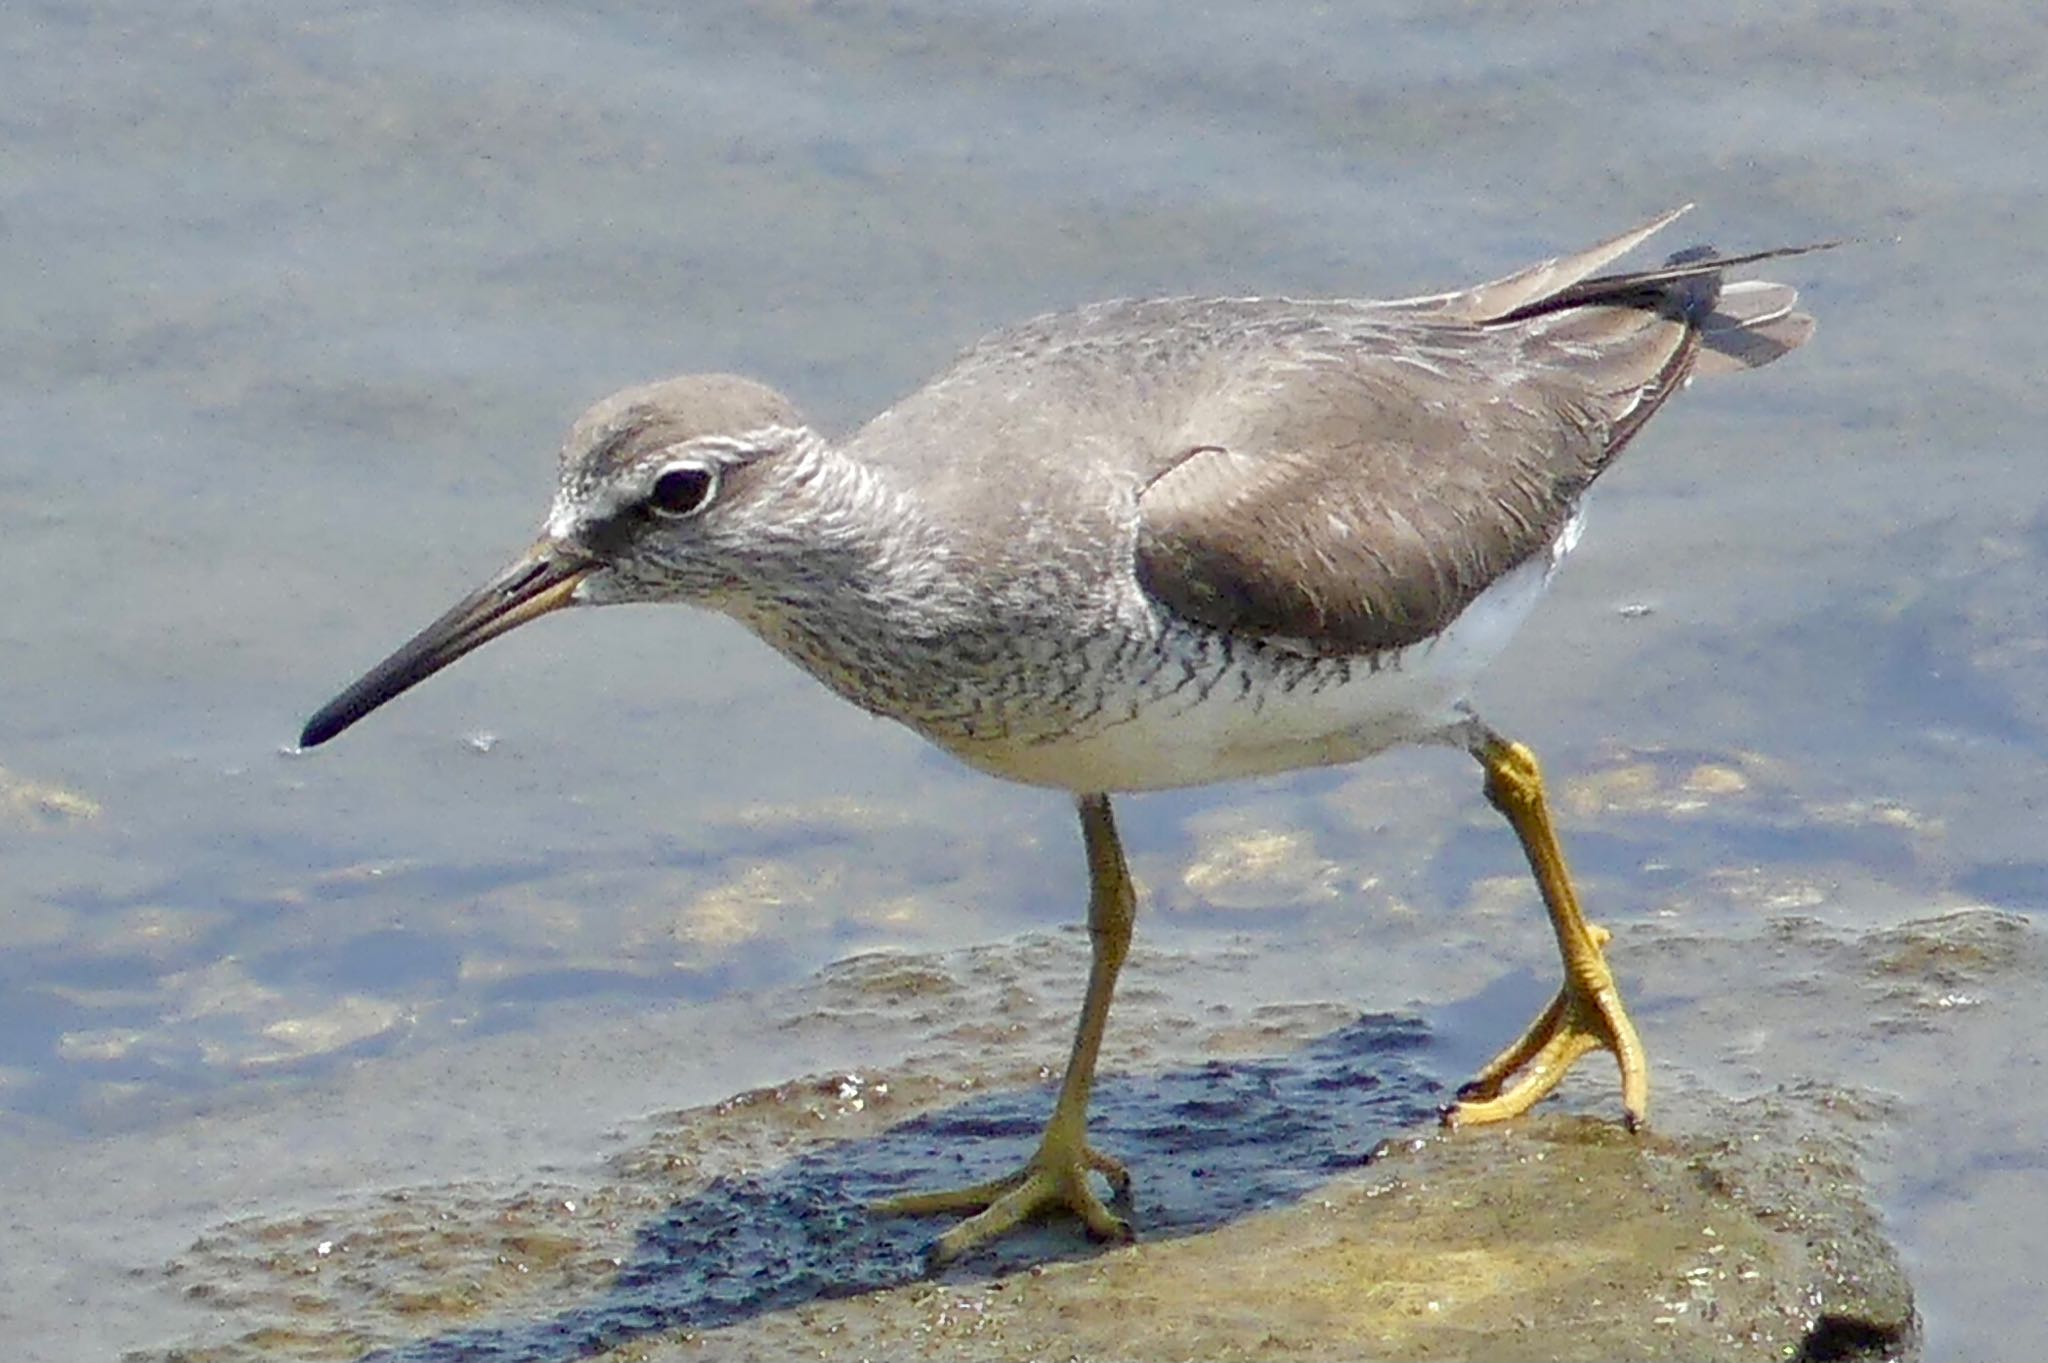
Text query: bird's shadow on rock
360 1012 1441 1362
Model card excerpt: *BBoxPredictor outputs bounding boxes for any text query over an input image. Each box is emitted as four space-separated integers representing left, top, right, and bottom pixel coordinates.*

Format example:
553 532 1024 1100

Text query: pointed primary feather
1398 205 1693 323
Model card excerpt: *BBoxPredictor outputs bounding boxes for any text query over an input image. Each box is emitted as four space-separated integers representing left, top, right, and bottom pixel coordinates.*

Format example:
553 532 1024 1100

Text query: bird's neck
719 437 974 705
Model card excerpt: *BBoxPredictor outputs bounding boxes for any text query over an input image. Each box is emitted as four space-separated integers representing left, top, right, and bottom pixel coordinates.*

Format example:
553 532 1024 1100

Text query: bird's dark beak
298 539 596 749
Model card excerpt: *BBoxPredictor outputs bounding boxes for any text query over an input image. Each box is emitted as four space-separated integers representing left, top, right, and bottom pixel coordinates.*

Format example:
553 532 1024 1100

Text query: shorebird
301 206 1826 1268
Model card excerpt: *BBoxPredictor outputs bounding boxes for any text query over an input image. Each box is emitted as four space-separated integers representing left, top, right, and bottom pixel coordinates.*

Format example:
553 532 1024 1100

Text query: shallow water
3 1 2045 1359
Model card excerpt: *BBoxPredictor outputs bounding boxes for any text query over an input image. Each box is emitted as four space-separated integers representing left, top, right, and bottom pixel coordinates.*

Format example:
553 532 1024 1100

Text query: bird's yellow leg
1442 729 1649 1131
873 793 1137 1269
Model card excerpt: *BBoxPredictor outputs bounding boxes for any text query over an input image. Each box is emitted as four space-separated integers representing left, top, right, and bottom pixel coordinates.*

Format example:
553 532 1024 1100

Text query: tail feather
1703 279 1800 330
1492 234 1838 378
1400 210 1836 381
1490 238 1839 324
1692 277 1816 375
1694 309 1818 377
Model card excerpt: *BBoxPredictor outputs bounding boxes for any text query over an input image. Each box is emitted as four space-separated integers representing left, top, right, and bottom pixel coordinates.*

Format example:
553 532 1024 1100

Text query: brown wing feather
1132 230 1821 655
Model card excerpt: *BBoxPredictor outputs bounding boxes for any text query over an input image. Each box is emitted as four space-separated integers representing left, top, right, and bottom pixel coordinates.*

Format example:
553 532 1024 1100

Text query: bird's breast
743 508 1578 795
924 535 1569 793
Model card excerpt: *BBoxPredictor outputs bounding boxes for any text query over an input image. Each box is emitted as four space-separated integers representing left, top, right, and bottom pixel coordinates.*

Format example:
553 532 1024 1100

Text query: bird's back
797 211 1825 789
844 212 1819 658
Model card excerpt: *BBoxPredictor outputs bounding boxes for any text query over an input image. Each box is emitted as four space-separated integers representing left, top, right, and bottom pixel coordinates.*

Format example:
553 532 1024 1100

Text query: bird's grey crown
558 373 803 499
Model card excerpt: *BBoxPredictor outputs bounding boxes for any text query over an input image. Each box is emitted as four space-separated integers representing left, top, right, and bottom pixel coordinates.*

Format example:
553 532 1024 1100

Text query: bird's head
299 373 816 748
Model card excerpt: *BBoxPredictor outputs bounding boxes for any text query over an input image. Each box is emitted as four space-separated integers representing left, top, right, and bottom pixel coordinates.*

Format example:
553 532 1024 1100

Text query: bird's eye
648 464 718 518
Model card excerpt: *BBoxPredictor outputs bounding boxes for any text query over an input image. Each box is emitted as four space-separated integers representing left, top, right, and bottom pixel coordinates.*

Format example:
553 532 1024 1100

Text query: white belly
947 518 1575 793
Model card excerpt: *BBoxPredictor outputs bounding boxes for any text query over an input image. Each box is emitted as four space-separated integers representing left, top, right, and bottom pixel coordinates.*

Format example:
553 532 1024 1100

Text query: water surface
3 2 2044 1358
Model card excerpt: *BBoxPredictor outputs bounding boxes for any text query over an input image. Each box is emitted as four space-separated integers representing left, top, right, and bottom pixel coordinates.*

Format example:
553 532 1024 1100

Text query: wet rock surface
123 909 2006 1363
674 1098 1912 1363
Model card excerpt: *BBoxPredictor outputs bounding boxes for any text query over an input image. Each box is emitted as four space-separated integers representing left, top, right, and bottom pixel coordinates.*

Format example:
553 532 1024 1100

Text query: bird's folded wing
1133 307 1696 656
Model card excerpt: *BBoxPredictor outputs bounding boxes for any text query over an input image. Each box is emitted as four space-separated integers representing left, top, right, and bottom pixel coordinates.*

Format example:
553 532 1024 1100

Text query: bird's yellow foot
873 1117 1133 1270
1440 922 1649 1131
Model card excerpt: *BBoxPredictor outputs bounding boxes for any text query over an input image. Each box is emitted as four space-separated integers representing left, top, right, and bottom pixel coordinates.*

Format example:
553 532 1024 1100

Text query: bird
299 206 1828 1269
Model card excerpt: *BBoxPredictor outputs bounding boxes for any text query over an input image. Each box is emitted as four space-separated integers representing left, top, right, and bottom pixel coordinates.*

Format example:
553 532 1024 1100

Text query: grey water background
3 1 2044 1358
